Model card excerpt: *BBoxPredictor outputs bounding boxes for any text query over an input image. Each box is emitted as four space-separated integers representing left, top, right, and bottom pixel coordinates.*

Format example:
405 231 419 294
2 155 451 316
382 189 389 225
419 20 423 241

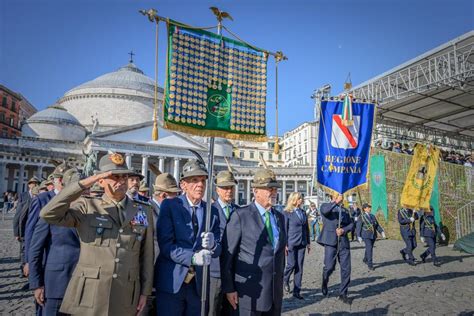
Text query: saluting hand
226 292 239 310
78 171 113 189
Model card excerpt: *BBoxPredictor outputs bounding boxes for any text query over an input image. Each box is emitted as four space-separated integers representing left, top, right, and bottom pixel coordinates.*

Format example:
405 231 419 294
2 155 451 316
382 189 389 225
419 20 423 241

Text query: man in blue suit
349 203 361 242
318 194 353 304
154 159 221 316
420 206 446 267
355 203 386 271
28 168 80 316
209 169 239 316
221 167 287 316
398 207 419 266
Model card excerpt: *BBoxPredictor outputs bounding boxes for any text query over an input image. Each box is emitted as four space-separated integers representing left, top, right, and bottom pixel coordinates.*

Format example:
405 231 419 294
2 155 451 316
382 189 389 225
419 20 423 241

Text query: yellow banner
400 144 440 210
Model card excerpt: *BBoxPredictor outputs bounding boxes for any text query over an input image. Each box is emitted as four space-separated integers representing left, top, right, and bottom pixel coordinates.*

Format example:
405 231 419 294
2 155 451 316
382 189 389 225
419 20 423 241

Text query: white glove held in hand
420 237 425 243
201 232 215 249
357 237 363 243
409 217 415 223
381 232 386 239
354 217 358 221
441 233 446 241
192 249 212 266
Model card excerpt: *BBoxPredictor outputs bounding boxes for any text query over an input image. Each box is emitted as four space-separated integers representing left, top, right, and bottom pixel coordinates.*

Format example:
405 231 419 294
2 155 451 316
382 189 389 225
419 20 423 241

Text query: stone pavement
0 213 473 315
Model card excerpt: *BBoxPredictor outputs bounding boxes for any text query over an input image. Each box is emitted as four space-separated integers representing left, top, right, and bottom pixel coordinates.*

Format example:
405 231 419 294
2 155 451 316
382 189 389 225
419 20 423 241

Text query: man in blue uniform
420 206 446 267
154 158 221 316
349 203 361 242
398 207 419 266
356 203 386 270
318 193 353 304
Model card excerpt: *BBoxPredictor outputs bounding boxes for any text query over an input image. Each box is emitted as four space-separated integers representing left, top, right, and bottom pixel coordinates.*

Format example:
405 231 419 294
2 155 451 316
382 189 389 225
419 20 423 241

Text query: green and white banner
370 154 388 221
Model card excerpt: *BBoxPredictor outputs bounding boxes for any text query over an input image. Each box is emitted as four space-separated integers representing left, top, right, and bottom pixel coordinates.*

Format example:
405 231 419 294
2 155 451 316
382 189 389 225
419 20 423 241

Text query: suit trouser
322 245 351 296
363 238 375 267
401 233 417 261
283 245 306 294
422 237 437 261
43 298 67 316
233 304 281 316
209 277 231 316
155 279 201 316
350 224 356 241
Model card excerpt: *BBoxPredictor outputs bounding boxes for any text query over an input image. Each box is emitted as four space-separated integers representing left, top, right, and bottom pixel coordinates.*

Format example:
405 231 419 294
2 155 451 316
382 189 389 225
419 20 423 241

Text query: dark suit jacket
284 208 310 249
317 202 353 249
28 217 80 298
154 194 221 295
210 201 238 278
24 191 55 263
420 214 442 238
220 203 287 312
398 208 419 237
356 212 384 240
13 191 32 238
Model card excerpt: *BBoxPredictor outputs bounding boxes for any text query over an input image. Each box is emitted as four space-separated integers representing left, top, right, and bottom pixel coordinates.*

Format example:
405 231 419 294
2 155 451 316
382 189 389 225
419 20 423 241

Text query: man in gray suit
221 167 287 316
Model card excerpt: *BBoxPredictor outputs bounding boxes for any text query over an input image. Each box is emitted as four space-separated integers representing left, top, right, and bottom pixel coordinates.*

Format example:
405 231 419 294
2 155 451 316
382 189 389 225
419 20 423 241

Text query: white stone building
282 122 317 167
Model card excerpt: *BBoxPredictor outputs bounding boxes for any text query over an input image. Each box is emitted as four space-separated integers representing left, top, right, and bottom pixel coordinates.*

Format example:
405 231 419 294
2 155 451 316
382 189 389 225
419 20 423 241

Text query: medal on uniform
96 227 104 235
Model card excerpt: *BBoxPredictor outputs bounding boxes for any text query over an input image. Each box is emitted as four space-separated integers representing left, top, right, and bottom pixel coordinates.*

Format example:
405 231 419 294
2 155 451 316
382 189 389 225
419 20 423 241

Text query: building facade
0 85 37 138
282 122 317 167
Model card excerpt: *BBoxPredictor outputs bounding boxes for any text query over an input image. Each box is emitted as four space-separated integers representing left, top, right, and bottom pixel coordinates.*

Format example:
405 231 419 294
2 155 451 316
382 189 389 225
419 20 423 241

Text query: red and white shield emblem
331 115 360 149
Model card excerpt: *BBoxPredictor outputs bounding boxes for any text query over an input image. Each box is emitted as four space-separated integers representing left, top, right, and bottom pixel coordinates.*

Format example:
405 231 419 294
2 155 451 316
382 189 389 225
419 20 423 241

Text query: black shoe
284 283 290 294
321 279 328 296
363 257 367 264
293 293 304 300
368 265 375 271
434 261 441 267
420 254 426 263
338 295 352 304
400 250 407 261
407 260 416 266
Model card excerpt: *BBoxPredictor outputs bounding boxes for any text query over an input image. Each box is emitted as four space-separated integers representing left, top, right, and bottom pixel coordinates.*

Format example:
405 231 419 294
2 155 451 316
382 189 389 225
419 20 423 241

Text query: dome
59 62 164 132
22 104 86 141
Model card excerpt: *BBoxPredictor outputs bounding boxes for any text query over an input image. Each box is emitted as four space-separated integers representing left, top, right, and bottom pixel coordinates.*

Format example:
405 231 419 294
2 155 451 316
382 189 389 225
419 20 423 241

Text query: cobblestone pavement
1 214 473 315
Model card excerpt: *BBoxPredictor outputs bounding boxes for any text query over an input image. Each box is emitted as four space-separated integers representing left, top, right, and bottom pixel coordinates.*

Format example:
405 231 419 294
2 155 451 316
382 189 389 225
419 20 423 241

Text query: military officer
398 207 419 266
40 153 154 315
349 203 361 242
154 158 221 316
221 167 287 315
127 171 148 202
318 193 353 304
420 206 446 267
209 169 239 316
138 180 150 199
355 203 386 271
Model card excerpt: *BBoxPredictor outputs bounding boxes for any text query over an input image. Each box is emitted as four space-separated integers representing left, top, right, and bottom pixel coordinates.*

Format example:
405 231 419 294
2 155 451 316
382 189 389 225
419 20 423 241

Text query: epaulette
83 195 101 199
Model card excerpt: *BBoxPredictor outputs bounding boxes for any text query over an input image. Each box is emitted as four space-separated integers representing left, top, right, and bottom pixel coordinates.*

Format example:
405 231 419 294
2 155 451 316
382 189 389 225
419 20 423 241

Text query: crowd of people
9 151 448 316
374 141 473 166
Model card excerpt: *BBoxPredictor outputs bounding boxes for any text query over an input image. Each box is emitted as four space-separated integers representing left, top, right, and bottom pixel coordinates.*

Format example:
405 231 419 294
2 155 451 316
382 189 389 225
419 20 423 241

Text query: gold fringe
164 121 268 142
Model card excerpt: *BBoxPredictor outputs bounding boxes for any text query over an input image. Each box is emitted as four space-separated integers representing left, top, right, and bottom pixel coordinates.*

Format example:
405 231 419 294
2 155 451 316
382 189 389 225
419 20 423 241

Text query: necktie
264 211 274 246
224 205 230 219
191 206 199 239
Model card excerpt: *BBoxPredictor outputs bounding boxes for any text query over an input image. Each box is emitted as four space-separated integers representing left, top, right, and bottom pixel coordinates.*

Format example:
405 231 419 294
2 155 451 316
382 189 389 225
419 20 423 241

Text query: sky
1 0 473 136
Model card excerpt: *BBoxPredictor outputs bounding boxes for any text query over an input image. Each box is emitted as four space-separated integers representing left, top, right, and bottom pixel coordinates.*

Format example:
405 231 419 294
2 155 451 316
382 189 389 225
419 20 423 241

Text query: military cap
215 170 237 187
180 159 208 180
51 162 70 178
62 168 80 187
39 180 48 191
138 180 149 192
28 176 41 185
96 153 134 176
153 173 181 193
31 186 40 196
362 203 371 210
128 171 145 180
251 168 280 188
90 182 104 194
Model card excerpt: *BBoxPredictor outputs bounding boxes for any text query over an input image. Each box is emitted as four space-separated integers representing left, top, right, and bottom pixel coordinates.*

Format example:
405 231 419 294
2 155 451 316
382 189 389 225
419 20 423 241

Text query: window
2 97 6 107
239 151 244 158
278 154 282 160
0 112 4 122
9 117 14 126
268 153 273 160
249 151 255 159
11 101 16 112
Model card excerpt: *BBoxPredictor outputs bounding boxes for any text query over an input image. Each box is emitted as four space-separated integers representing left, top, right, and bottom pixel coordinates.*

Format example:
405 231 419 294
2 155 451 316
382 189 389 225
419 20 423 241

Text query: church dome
58 62 164 132
22 104 86 141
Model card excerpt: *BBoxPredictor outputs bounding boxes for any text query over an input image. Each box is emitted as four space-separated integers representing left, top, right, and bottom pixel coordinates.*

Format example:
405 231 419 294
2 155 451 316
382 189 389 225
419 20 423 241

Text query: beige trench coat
40 181 154 315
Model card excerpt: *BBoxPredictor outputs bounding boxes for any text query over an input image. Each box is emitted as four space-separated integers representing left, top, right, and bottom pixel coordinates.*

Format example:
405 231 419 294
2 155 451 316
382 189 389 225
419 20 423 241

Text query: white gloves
409 217 415 223
420 237 425 243
201 232 215 250
381 232 386 239
441 233 446 241
357 237 363 243
192 249 212 266
354 217 358 221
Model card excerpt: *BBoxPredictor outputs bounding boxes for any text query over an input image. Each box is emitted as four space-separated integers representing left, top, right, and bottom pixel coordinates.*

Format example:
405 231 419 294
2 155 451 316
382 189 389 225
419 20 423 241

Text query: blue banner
316 99 375 194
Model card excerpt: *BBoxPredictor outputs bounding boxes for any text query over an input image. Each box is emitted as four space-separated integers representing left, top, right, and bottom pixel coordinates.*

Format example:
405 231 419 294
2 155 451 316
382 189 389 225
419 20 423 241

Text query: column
173 157 180 181
246 179 251 204
125 153 133 169
37 165 44 179
158 156 165 173
0 162 6 195
282 180 287 205
294 180 298 193
141 155 149 179
234 179 239 203
18 164 25 193
306 180 311 197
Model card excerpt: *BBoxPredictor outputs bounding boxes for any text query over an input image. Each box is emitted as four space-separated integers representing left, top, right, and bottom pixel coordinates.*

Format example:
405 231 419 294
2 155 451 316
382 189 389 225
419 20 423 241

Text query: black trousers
283 245 306 294
422 237 437 261
322 245 351 296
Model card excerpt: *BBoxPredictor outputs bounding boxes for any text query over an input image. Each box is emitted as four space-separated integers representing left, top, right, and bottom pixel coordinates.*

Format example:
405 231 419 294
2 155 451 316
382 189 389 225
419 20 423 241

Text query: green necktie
225 205 230 219
264 211 274 246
